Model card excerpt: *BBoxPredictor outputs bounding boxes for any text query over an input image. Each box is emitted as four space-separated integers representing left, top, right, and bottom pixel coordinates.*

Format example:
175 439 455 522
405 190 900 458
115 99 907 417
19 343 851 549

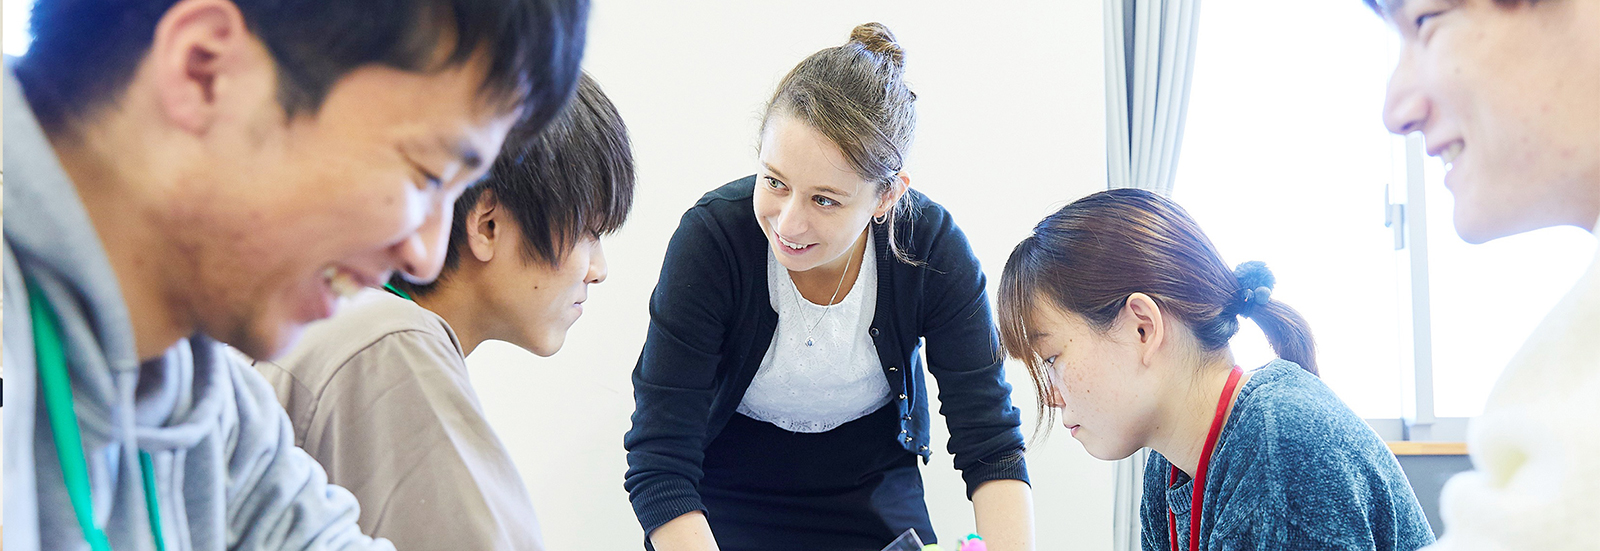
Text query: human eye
1415 11 1441 30
812 195 839 208
764 176 787 191
418 170 443 190
1407 1 1452 39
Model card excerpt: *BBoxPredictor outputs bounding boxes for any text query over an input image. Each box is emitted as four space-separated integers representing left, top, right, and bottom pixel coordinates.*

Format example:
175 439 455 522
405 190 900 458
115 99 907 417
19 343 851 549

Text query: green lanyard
28 279 166 551
382 282 414 302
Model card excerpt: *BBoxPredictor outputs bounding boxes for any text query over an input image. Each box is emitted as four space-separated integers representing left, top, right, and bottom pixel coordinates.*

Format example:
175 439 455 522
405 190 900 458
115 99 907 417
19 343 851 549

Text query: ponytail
1232 261 1318 376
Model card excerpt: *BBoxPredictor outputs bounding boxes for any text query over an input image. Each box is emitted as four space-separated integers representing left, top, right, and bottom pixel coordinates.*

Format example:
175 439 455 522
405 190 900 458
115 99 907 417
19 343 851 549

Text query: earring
873 213 888 225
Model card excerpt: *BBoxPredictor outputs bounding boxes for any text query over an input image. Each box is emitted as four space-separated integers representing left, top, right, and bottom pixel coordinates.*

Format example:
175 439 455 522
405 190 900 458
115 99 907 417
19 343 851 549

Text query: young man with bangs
253 73 635 551
4 0 587 549
1371 0 1600 548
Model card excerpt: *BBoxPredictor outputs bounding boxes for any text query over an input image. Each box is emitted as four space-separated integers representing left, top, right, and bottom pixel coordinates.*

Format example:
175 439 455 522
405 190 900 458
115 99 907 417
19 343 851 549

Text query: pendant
805 338 815 347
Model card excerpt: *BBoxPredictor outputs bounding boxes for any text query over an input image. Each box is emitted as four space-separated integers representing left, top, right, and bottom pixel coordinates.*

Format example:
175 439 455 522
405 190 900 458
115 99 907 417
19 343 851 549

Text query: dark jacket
623 176 1028 534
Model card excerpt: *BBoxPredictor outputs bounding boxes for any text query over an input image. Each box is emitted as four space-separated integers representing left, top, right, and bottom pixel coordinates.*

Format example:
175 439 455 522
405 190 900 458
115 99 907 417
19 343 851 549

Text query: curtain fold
1104 0 1202 549
1106 0 1201 197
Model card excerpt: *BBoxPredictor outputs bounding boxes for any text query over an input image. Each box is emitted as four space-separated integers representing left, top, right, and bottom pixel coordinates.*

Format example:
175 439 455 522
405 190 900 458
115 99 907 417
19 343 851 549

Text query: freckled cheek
1054 365 1094 407
1061 363 1125 417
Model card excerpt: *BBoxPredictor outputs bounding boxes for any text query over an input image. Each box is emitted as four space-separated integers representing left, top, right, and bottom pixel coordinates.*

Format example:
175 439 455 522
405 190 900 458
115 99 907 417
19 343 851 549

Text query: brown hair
997 189 1318 433
761 22 920 263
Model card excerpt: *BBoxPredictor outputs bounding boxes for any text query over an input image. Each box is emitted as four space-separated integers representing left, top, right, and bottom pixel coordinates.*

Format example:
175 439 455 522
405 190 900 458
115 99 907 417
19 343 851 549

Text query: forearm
972 479 1034 551
648 511 720 551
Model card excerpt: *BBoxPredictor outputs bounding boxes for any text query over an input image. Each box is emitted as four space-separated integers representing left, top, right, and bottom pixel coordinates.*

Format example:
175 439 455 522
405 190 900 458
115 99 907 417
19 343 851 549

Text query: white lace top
737 239 891 433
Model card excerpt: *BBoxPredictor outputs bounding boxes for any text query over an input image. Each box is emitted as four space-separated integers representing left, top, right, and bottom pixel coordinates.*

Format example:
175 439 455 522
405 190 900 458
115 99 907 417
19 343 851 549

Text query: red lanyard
1168 365 1242 551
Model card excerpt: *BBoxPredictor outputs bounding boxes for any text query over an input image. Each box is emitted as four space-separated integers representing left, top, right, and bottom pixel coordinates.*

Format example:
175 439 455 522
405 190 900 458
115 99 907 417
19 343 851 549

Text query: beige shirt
256 288 544 551
1427 225 1600 551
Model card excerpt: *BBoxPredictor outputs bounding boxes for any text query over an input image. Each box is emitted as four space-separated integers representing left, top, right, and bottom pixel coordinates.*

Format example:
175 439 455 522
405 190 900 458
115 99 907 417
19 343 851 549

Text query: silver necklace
790 243 856 347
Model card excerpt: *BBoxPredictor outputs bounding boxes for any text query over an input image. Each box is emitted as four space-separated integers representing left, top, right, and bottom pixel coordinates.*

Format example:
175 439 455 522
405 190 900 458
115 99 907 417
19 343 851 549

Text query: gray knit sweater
1142 360 1434 551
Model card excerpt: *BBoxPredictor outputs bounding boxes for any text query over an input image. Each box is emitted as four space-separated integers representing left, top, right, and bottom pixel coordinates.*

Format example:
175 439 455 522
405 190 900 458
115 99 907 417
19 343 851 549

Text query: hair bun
1233 260 1276 293
849 22 905 68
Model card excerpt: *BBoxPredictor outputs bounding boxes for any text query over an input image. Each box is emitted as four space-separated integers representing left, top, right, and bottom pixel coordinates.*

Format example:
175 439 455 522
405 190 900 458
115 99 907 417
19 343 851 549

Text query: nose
1045 384 1066 409
586 239 608 285
392 200 453 284
773 197 809 239
1382 50 1430 136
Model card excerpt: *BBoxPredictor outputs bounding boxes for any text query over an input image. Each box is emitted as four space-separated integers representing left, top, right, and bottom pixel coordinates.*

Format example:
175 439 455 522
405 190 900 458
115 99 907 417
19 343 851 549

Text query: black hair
393 71 635 297
16 0 589 134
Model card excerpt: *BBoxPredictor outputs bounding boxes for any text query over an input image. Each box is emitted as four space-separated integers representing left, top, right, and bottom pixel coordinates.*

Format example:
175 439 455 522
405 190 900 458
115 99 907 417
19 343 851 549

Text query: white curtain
1105 0 1201 197
1104 0 1202 549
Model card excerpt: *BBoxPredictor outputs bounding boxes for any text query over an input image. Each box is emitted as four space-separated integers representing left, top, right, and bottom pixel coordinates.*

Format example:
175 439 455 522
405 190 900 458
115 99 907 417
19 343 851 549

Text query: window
1171 0 1595 432
1173 0 1404 419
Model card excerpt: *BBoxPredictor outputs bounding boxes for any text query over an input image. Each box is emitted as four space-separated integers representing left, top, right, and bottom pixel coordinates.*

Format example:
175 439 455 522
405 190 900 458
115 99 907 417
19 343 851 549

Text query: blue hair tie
1233 261 1276 318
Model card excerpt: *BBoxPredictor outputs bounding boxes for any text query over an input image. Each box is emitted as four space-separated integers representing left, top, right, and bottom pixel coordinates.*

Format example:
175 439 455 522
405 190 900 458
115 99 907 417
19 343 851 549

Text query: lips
1426 138 1465 171
773 231 816 255
298 271 341 324
1439 142 1463 167
1425 140 1466 191
321 266 365 298
1440 141 1465 172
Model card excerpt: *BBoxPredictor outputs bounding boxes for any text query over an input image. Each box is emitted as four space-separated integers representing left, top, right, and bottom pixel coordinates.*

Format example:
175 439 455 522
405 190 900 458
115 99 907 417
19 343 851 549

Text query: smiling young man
3 0 586 549
253 73 634 551
1372 0 1600 548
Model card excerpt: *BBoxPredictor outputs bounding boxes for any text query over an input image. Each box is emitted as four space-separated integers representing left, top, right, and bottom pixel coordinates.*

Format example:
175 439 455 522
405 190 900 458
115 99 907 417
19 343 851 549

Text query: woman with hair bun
997 189 1434 550
624 22 1034 551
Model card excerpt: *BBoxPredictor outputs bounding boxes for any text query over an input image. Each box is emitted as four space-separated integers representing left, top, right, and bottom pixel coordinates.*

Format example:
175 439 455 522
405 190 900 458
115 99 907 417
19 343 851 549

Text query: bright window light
5 0 34 57
1173 0 1403 418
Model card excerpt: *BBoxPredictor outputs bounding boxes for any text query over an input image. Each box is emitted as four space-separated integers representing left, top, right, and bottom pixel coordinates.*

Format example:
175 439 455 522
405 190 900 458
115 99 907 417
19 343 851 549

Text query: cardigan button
919 446 929 453
905 436 914 443
898 394 907 400
888 366 898 372
903 416 912 421
869 327 880 337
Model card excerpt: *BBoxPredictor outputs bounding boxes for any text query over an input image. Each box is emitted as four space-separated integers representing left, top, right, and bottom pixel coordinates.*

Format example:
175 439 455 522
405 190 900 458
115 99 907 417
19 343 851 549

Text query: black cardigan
623 176 1028 534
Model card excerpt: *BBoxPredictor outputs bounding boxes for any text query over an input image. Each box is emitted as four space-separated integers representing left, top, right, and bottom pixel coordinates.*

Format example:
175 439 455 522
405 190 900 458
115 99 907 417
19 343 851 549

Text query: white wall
465 1 1114 548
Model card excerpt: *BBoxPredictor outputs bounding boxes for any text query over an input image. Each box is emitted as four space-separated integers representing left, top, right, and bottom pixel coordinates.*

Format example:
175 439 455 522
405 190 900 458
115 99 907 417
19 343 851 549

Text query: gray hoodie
3 65 393 551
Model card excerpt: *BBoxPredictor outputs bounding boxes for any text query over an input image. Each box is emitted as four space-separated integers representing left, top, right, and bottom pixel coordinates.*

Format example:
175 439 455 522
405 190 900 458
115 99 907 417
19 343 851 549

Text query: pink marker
960 534 987 551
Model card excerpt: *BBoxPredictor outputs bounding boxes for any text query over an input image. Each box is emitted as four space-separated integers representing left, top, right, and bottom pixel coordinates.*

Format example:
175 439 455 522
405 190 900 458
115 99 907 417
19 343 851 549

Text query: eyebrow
762 162 789 181
438 135 485 171
761 162 856 197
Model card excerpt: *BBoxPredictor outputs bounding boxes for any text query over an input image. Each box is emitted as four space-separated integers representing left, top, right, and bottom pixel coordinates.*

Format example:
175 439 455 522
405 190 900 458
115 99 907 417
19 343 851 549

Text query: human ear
464 191 501 263
149 0 269 134
873 172 911 218
1122 293 1166 367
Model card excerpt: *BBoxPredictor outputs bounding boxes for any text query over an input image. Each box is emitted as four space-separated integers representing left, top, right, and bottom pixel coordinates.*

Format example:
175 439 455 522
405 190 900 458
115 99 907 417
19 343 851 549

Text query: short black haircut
16 0 589 134
393 72 635 297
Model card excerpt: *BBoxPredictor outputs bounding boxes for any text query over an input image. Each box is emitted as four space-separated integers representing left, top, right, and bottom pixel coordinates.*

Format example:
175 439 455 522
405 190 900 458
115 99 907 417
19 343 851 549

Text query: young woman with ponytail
998 189 1434 550
624 23 1032 551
